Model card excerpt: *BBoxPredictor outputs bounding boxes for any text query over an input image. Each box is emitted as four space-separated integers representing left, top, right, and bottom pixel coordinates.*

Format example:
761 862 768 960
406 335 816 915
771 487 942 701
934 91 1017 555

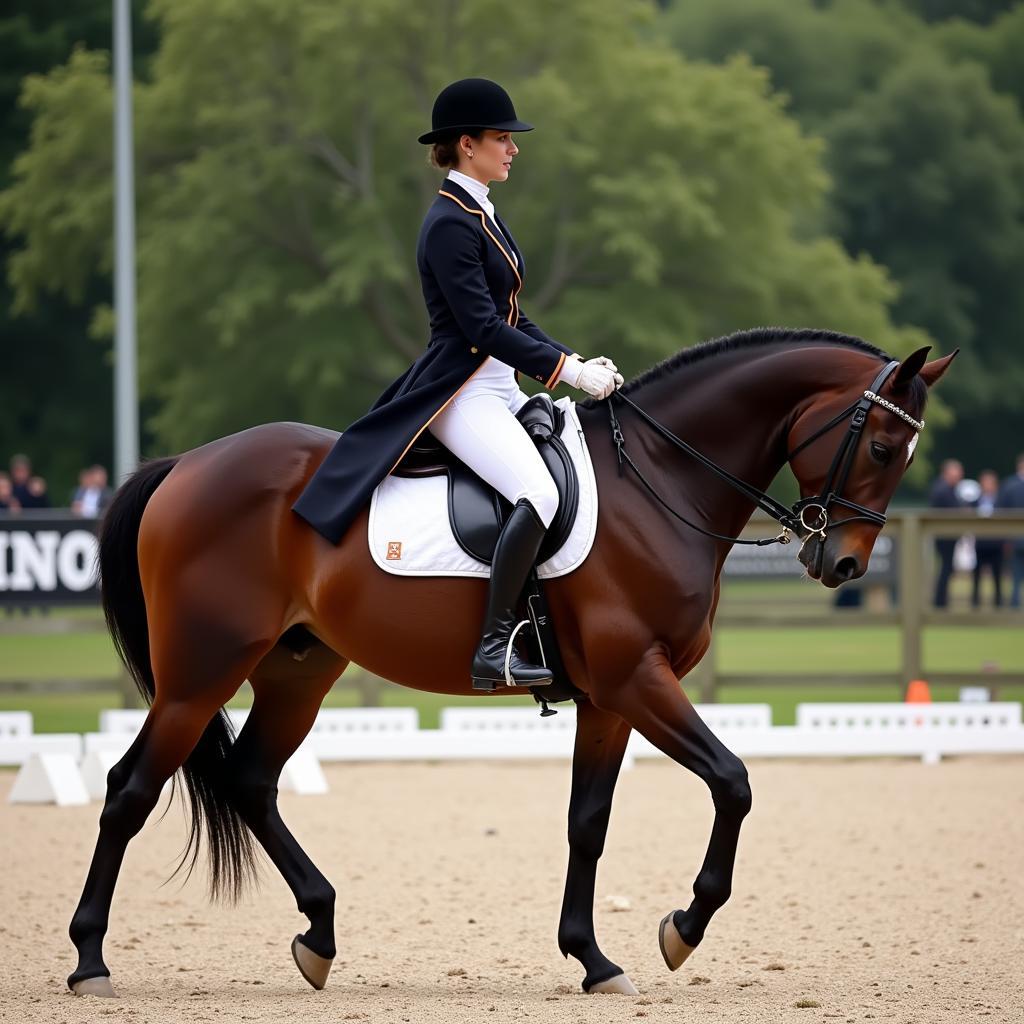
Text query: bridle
605 359 924 548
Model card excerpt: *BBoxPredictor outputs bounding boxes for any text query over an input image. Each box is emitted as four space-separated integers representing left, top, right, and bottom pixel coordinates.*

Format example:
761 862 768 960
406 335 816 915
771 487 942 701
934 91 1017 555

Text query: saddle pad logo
386 541 403 560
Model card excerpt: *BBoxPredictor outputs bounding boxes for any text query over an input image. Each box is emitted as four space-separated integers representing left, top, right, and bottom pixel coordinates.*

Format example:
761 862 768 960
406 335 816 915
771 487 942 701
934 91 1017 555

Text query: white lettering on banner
0 530 99 593
57 531 99 592
9 531 59 591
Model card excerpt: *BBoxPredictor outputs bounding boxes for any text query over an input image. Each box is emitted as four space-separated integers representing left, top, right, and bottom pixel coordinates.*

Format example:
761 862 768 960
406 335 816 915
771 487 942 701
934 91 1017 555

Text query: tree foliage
0 2 158 496
2 0 924 457
664 0 1024 472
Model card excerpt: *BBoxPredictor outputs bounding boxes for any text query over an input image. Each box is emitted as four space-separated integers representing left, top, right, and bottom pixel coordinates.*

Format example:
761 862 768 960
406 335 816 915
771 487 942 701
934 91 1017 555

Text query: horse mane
581 326 928 418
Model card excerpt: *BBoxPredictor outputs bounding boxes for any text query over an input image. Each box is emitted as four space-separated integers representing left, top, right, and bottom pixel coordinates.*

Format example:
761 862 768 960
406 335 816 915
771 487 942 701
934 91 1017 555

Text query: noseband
606 359 924 548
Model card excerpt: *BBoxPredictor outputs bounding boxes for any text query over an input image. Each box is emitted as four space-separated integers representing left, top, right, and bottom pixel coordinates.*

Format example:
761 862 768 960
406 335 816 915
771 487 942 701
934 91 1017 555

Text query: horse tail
98 455 180 703
98 455 259 902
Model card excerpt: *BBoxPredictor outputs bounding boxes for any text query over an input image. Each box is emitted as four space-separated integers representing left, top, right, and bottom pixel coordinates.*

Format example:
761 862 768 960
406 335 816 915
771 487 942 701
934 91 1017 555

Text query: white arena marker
80 749 121 801
279 748 328 796
9 753 90 806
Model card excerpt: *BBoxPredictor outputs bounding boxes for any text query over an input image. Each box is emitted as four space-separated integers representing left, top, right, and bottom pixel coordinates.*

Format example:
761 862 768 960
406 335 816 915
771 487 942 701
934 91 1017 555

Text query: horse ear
918 348 958 387
892 346 932 389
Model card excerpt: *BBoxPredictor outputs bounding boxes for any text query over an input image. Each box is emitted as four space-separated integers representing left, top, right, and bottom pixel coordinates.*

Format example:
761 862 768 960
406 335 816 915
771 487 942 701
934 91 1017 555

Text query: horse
67 327 954 998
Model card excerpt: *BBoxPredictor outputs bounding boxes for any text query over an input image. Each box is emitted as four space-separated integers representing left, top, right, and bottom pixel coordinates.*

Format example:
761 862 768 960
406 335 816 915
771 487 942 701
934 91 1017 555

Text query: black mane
578 326 926 419
621 327 887 396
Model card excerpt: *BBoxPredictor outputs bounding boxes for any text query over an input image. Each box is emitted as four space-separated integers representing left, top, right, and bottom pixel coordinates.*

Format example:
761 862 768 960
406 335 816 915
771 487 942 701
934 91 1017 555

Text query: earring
468 152 474 158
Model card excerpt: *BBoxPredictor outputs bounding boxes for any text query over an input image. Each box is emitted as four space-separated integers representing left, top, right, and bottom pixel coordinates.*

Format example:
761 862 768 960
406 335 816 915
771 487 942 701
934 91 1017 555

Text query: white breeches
428 360 559 529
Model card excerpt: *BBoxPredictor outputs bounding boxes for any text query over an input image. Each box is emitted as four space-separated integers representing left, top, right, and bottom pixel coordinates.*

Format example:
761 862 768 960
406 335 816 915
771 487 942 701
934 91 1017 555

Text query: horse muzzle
798 534 864 588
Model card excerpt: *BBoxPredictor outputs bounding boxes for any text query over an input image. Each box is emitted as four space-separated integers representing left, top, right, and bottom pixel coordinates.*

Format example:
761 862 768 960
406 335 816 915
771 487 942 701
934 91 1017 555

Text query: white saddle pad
368 397 598 579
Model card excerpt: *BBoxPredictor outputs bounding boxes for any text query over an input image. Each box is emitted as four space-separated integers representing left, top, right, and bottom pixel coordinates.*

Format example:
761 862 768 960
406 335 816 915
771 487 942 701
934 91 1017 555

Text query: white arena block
0 711 33 738
279 747 328 795
80 749 121 801
0 733 83 767
84 732 133 758
98 709 149 734
9 753 90 806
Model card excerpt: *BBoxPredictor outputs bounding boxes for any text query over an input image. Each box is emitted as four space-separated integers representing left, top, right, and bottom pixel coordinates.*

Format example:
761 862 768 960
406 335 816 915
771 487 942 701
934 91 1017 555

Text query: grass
1 582 1022 733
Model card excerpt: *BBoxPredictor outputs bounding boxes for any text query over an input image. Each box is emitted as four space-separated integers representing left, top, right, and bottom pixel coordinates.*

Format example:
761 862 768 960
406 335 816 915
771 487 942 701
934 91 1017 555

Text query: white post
113 0 139 483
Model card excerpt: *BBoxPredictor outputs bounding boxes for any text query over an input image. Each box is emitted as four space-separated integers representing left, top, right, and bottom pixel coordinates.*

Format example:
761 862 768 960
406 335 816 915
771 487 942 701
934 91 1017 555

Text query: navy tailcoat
291 177 579 544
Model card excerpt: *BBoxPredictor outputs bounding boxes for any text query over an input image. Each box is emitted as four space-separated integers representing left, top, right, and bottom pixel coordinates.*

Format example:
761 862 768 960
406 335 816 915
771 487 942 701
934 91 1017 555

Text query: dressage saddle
391 393 579 565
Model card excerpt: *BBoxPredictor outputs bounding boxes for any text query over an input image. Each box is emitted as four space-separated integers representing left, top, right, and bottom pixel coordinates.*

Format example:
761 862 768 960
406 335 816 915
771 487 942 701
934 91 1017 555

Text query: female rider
292 78 622 689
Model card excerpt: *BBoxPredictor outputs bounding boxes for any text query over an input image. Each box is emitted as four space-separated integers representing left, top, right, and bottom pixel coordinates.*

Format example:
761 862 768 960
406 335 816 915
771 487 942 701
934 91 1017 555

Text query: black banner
0 514 101 605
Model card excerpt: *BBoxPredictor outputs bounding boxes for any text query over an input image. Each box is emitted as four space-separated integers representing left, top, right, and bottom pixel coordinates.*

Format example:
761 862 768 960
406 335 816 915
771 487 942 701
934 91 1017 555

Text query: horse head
787 346 957 588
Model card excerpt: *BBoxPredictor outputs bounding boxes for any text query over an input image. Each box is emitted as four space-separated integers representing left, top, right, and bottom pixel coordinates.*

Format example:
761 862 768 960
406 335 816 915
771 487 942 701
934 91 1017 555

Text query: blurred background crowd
929 454 1024 609
0 453 110 517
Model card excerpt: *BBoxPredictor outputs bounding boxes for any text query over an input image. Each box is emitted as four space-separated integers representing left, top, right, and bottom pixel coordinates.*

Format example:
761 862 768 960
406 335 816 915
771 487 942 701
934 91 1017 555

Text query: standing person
1000 453 1024 608
971 470 1004 608
929 458 964 608
71 465 113 518
0 473 19 513
293 78 622 688
8 454 33 507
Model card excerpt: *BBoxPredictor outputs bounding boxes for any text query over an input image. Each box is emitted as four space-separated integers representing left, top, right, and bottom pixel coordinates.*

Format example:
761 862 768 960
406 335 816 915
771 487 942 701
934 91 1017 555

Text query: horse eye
870 442 892 465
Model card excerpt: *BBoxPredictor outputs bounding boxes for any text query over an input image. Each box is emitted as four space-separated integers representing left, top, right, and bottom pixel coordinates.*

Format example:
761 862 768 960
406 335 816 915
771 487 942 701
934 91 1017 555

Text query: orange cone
905 679 932 704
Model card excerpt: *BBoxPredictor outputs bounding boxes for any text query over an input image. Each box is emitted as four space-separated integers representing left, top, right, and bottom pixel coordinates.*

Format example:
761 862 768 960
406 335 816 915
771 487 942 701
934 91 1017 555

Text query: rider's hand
577 356 623 400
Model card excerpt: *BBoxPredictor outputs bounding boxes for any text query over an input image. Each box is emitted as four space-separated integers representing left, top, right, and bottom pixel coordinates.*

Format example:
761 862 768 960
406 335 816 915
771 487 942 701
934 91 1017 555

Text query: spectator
9 454 33 506
971 470 1004 608
20 475 50 510
71 464 112 518
929 458 963 608
0 473 20 513
1000 453 1024 608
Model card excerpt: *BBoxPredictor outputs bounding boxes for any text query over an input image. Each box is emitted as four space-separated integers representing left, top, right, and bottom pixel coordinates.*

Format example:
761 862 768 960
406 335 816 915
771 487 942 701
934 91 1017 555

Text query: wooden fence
690 509 1024 701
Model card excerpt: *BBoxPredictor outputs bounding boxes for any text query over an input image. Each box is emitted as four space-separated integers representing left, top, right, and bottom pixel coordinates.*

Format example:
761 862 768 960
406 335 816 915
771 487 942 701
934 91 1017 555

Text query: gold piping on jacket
544 351 567 391
438 190 522 328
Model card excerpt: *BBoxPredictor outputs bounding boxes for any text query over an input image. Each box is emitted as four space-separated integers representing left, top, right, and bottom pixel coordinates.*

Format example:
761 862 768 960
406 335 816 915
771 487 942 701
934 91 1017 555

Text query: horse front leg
557 699 635 994
604 648 752 973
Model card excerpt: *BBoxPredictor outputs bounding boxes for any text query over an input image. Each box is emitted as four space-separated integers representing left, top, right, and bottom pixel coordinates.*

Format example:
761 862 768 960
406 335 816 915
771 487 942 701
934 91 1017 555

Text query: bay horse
68 328 954 998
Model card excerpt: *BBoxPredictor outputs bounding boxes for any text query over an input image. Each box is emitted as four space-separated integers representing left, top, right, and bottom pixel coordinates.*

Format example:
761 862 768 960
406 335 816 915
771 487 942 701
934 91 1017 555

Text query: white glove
576 356 624 400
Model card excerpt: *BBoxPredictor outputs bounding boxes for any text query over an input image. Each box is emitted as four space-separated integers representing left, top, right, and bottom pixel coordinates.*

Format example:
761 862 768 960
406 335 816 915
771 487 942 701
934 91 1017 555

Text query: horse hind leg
68 684 253 996
223 640 348 990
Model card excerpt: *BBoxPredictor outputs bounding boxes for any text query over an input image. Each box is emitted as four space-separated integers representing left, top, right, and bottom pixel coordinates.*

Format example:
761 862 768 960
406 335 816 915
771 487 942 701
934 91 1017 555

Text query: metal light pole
113 0 139 483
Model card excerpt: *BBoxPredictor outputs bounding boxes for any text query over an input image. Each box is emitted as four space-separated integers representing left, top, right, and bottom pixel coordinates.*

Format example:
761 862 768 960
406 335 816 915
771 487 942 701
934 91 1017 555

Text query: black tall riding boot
471 498 554 690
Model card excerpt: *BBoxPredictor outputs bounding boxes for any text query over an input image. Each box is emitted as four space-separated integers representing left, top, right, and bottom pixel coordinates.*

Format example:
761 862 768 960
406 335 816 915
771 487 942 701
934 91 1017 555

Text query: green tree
0 2 159 498
3 0 925 458
663 0 1024 475
897 0 1018 23
826 54 1024 409
932 5 1024 113
662 0 918 129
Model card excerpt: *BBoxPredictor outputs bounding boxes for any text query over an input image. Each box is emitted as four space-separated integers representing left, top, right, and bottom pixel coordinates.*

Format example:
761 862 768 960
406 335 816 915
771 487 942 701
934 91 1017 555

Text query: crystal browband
863 391 924 432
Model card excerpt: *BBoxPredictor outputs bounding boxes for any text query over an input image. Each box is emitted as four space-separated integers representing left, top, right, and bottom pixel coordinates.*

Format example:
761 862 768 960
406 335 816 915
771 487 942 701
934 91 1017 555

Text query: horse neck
604 344 861 545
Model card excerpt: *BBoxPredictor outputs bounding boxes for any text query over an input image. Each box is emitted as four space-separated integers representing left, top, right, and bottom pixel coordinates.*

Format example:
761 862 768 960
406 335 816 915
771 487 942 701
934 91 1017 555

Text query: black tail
98 456 259 902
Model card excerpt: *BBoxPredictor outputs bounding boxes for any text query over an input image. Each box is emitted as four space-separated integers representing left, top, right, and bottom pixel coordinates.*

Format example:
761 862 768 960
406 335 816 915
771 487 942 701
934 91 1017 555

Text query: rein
605 359 923 548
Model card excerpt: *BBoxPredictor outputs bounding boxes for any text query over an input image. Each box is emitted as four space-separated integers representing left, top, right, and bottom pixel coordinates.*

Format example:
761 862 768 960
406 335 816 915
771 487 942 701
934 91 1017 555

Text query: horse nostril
834 555 860 581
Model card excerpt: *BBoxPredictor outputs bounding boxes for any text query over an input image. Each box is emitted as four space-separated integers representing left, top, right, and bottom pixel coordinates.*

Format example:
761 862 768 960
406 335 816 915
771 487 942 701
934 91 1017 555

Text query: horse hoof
71 976 116 998
587 972 639 995
291 935 333 990
658 912 696 972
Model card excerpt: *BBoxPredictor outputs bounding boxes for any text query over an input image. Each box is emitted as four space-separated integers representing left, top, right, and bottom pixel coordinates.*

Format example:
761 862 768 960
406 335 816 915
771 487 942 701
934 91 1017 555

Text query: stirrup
471 620 552 690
